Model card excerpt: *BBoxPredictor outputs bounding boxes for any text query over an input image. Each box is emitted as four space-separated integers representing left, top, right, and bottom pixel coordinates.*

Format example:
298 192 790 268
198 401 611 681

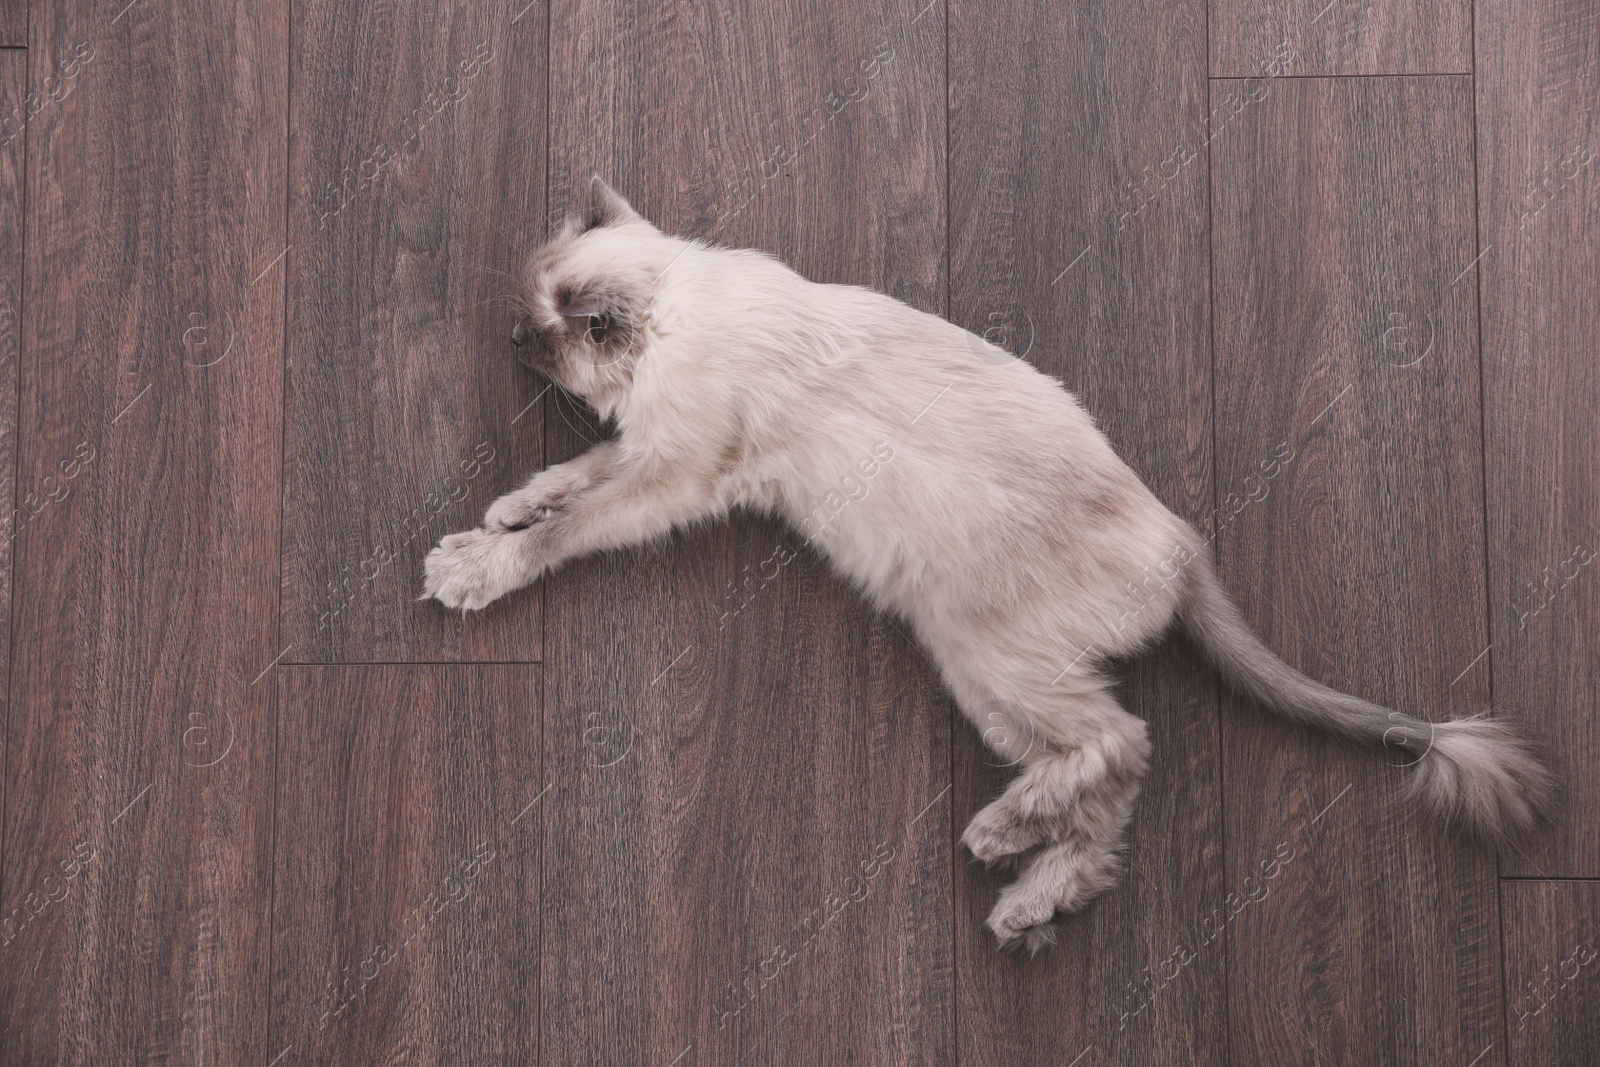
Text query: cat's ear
586 176 643 229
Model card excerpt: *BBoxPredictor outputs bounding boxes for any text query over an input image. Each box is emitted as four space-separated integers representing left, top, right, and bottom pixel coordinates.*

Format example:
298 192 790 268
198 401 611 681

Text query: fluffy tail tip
1404 714 1558 846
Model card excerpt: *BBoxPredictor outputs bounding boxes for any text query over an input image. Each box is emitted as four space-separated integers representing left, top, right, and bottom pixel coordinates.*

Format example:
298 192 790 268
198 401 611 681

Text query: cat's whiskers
471 293 519 312
550 381 602 446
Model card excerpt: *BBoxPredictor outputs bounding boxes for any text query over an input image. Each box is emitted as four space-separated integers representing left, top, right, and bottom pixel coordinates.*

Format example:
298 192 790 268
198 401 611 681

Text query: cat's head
511 177 664 402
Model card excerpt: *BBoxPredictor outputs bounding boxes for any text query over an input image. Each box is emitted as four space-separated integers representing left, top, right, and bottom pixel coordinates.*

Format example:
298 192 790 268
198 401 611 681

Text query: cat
423 177 1554 951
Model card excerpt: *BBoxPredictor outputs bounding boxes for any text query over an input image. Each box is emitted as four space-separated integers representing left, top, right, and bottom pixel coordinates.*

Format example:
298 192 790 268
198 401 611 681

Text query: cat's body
425 178 1553 950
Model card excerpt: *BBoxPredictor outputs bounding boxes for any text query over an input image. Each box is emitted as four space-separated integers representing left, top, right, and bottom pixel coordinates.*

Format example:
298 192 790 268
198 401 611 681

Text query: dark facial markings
584 314 608 345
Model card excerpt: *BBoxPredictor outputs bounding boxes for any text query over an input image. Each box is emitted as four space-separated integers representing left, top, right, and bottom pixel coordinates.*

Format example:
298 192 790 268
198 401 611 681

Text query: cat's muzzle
512 321 543 370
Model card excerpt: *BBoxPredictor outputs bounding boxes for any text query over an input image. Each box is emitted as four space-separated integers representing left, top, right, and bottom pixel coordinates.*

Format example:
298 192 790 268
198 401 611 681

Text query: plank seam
265 0 295 1059
0 22 31 980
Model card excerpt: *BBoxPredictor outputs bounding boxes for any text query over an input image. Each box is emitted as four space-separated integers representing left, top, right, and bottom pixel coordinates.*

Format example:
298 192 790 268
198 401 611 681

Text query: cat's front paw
422 528 526 611
485 490 560 532
485 472 579 532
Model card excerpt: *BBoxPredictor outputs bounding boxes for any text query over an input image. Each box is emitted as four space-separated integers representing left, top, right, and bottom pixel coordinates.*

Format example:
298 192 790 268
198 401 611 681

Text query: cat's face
511 178 659 402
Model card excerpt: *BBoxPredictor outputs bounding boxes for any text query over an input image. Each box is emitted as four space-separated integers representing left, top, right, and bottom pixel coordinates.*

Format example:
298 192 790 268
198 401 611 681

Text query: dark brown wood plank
0 47 20 941
268 666 540 1064
0 1 20 48
1501 881 1600 1066
281 1 547 663
1213 76 1502 1064
539 3 951 1063
1209 0 1470 77
1479 0 1600 878
949 0 1224 1063
0 2 285 1062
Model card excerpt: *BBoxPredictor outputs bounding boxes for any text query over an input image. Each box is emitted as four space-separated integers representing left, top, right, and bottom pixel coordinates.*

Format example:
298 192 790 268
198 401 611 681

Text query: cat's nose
511 321 532 347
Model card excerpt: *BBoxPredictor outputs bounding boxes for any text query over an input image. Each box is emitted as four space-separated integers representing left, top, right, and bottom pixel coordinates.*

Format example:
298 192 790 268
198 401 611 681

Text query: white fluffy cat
424 178 1553 951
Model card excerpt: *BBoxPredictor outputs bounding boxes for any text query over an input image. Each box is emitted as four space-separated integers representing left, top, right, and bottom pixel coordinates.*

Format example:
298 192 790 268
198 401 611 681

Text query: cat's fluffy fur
424 178 1555 951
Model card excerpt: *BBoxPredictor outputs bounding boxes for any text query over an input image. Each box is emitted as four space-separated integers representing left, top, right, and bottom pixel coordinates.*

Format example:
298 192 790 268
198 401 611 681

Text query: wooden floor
0 0 1595 1063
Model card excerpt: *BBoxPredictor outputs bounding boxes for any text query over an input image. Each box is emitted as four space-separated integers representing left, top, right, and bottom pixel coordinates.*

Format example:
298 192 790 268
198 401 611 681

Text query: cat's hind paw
985 835 1125 952
961 797 1051 866
986 884 1060 955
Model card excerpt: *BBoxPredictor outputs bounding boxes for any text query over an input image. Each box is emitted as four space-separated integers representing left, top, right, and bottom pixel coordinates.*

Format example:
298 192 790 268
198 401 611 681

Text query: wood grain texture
948 0 1224 1062
1501 881 1600 1067
0 48 20 985
0 0 20 48
0 54 19 813
1209 0 1470 77
0 1 286 1062
269 666 540 1065
1478 0 1600 878
281 0 547 664
1212 76 1502 1065
539 2 952 1063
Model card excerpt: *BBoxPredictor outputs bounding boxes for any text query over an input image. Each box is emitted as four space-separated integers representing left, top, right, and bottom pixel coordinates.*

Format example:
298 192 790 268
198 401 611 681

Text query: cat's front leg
423 448 724 612
422 442 621 611
483 441 620 532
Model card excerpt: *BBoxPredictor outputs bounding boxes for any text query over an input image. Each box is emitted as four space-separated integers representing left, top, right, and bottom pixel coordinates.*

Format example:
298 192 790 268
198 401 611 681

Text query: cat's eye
585 314 608 345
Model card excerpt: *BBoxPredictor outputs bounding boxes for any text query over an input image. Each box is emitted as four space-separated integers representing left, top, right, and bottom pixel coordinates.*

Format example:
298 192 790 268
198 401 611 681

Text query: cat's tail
1176 551 1556 844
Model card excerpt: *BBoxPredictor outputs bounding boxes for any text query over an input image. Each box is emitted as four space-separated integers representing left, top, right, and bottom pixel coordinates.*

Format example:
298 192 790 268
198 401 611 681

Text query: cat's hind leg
958 683 1147 858
957 686 1151 950
985 819 1135 952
